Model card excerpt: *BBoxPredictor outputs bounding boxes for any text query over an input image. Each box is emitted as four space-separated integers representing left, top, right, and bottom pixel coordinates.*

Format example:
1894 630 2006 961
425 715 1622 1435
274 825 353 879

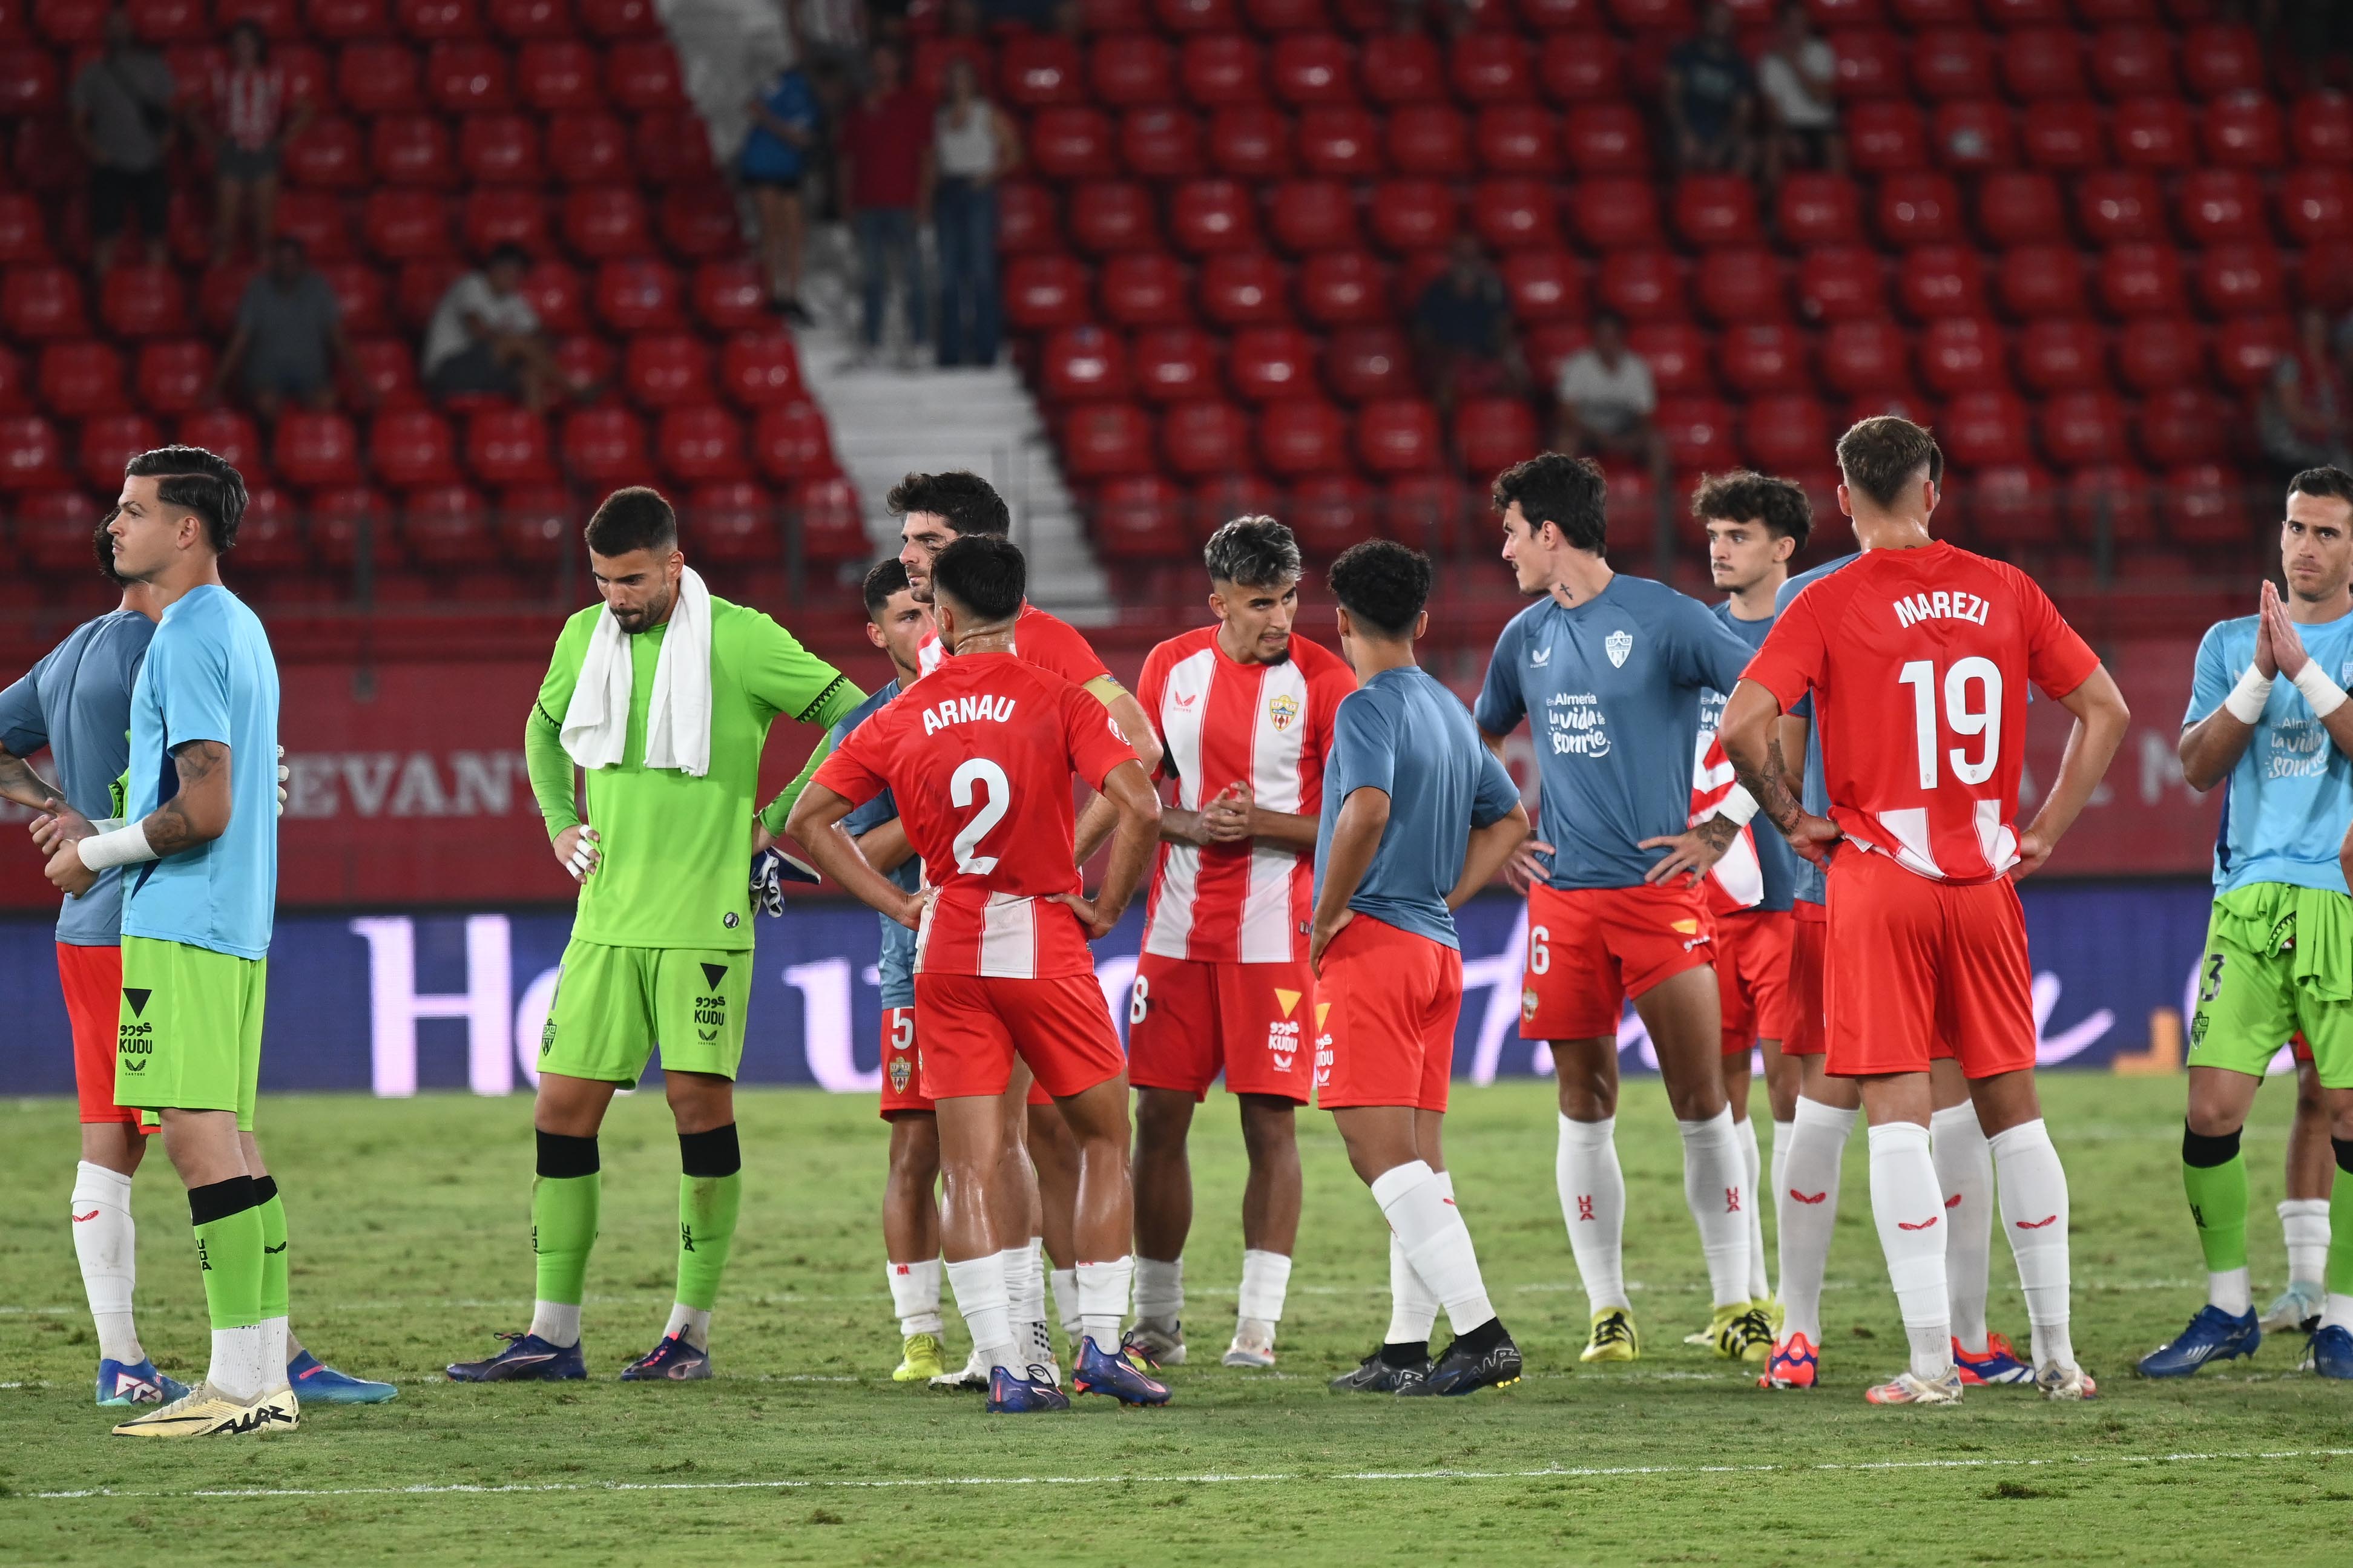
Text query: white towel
560 566 713 777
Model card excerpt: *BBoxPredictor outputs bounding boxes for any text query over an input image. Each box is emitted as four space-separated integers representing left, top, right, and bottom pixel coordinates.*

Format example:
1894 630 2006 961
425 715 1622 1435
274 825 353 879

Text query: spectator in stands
794 0 868 85
71 8 176 278
932 56 1021 369
209 236 366 421
201 22 308 264
1412 235 1528 428
1554 310 1667 481
420 244 578 412
2261 306 2353 475
1665 2 1757 178
838 42 934 370
1756 5 1841 186
742 51 821 325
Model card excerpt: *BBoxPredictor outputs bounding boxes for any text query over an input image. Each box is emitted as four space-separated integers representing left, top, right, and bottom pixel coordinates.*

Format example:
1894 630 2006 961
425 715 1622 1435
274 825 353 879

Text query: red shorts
1519 882 1715 1041
2294 1032 2314 1064
1716 907 1796 1054
1127 953 1315 1104
878 1006 1054 1119
1783 902 1829 1057
59 943 151 1129
1313 915 1463 1114
1823 848 2035 1081
913 972 1126 1101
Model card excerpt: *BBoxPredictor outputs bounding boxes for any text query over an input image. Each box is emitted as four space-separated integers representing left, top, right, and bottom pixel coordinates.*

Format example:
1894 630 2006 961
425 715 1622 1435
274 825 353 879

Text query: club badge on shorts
889 1052 913 1094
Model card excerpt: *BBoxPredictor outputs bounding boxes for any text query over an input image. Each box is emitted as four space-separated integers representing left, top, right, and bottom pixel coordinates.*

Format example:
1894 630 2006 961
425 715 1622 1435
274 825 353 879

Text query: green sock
2329 1163 2353 1299
531 1173 601 1307
2182 1153 2249 1273
257 1189 290 1321
194 1202 266 1333
675 1172 742 1313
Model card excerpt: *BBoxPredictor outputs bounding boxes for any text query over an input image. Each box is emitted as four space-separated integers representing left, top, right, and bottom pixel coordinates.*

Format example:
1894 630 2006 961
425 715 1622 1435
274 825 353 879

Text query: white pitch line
27 1447 2353 1503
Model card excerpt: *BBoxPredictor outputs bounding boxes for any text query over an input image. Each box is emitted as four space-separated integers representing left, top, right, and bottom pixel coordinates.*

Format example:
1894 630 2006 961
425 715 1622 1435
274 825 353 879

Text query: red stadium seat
2204 95 2284 169
1324 326 1413 402
657 404 746 485
1957 463 2059 548
1102 254 1194 327
1247 0 1329 28
370 408 459 487
306 484 392 568
1355 398 1444 474
2293 91 2353 166
2112 313 2202 395
463 407 555 484
1298 249 1387 326
1796 246 1886 321
397 0 484 41
2062 465 2156 548
1068 182 1159 255
1975 171 2064 246
1653 396 1734 471
1718 323 1811 395
2001 27 2082 100
1269 180 1362 254
1471 178 1560 249
2277 167 2352 249
1206 105 1292 178
427 40 509 111
1570 177 1661 249
1846 101 1927 173
997 182 1059 254
2037 390 2129 468
2136 388 2230 467
1695 247 1786 323
1090 474 1189 561
518 39 601 110
680 481 780 563
2076 170 2164 244
1161 399 1251 476
1271 33 1354 105
1912 28 1996 100
273 408 363 487
656 186 739 262
1564 103 1650 173
605 39 685 111
1199 251 1288 327
2180 22 2263 99
1597 249 1685 323
1259 399 1347 475
2177 168 2268 246
1386 104 1470 177
98 265 186 337
1282 473 1376 558
592 257 680 332
1896 244 1984 320
1875 172 1962 247
1370 179 1457 254
2096 243 2185 317
216 0 302 35
747 399 835 481
1996 245 2087 319
1132 327 1219 403
1039 325 1131 402
1930 100 2016 172
2194 244 2286 316
2022 99 2105 169
1537 30 1620 102
622 333 710 408
363 189 453 260
270 189 351 259
1832 28 1906 100
223 487 309 573
487 0 570 36
637 113 715 188
1451 33 1532 102
134 339 214 415
1918 317 2005 397
2089 26 2174 99
1002 254 1091 331
1031 109 1118 180
461 189 547 256
1090 35 1176 104
1820 317 1910 393
715 332 803 409
489 484 573 564
307 0 388 41
286 116 365 188
2161 462 2248 549
15 487 108 574
337 42 423 114
547 112 631 185
1628 321 1709 395
2111 97 2194 169
0 194 45 267
1000 35 1085 109
1499 249 1583 323
1228 326 1317 401
1297 106 1381 177
1521 0 1601 27
1361 34 1443 105
0 416 72 490
1476 104 1558 176
1673 175 1759 248
1452 395 1539 479
1733 393 1827 474
2014 318 2106 393
4 265 88 340
38 340 125 419
398 484 495 569
1121 107 1204 178
691 260 765 333
456 114 541 186
1938 392 2031 467
1775 172 1863 246
564 188 651 259
1180 33 1265 105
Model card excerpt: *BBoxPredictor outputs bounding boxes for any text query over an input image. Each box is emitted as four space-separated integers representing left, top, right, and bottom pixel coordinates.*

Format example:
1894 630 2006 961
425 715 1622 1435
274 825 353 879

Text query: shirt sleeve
1021 613 1113 689
2185 623 2233 727
0 649 54 758
1470 740 1519 829
154 614 234 750
1308 649 1357 765
1133 643 1173 780
1062 681 1139 792
2019 574 2100 699
1673 594 1757 695
1326 689 1398 800
1472 618 1525 735
742 611 860 727
1742 588 1829 715
811 713 889 810
831 709 900 835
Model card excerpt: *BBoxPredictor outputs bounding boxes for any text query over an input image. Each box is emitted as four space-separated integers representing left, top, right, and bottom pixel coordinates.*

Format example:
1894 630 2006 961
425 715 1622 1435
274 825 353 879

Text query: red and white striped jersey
916 601 1110 687
1689 729 1762 914
1135 627 1356 964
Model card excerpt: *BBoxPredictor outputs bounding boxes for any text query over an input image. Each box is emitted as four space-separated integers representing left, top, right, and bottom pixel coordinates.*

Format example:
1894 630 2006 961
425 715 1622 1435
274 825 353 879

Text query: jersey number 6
1897 657 2003 790
950 756 1012 874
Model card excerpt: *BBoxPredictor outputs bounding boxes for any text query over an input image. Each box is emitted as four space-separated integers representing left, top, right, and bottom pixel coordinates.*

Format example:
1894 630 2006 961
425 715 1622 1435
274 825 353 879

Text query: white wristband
75 821 157 871
1714 784 1760 828
2222 665 2274 724
2292 660 2349 719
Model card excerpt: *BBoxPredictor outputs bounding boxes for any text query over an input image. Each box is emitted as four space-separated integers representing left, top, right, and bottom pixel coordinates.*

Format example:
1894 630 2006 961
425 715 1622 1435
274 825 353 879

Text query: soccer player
1473 453 1775 1365
1720 415 2129 1403
1125 516 1355 1370
1312 540 1531 1397
790 534 1170 1413
450 487 863 1383
33 449 308 1435
2141 465 2353 1380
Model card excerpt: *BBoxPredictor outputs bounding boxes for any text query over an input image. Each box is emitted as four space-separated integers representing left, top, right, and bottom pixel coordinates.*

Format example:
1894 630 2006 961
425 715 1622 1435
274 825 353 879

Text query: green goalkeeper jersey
527 595 861 952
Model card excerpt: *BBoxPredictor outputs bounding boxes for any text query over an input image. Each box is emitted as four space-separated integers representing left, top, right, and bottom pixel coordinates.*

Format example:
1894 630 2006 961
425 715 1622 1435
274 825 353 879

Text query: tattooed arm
1718 678 1839 865
0 741 56 813
34 740 232 896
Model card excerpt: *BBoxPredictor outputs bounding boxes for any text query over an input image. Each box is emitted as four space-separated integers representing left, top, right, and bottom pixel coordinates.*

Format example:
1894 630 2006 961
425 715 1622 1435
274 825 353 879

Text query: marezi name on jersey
920 694 1019 734
1891 591 1995 629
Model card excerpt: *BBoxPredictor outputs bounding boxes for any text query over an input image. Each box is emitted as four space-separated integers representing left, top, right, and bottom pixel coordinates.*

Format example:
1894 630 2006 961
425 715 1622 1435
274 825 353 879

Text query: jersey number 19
1896 658 2003 790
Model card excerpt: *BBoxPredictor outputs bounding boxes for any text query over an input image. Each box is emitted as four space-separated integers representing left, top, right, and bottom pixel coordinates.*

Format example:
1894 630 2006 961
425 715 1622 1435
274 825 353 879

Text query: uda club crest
1268 693 1300 732
888 1054 913 1094
1605 629 1633 668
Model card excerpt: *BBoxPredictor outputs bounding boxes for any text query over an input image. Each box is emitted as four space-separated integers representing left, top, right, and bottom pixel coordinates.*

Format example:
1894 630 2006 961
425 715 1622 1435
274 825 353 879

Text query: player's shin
530 1131 602 1349
1556 1115 1630 1312
944 1253 1018 1374
1237 1249 1292 1332
71 1160 143 1366
670 1126 743 1350
1930 1104 1995 1354
1133 1256 1183 1332
1776 1097 1858 1344
1372 1160 1496 1335
1077 1255 1136 1353
2181 1123 2251 1314
254 1175 291 1393
1385 1221 1440 1353
1866 1121 1953 1381
2281 1198 2331 1293
1679 1107 1752 1309
886 1259 944 1336
1734 1113 1769 1302
2324 1138 2353 1334
189 1175 269 1405
1990 1118 2076 1373
1049 1266 1082 1340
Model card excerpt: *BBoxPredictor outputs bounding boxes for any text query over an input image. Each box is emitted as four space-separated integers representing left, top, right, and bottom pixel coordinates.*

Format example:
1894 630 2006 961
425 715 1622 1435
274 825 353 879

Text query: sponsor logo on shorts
696 963 730 1043
118 987 155 1073
1268 694 1300 732
1267 987 1305 1070
1521 988 1539 1023
1312 1002 1333 1088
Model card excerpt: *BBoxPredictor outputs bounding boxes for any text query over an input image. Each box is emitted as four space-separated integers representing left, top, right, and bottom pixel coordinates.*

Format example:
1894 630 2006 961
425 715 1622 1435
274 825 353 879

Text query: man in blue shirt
2145 465 2353 1380
1311 540 1530 1398
1473 452 1768 1366
740 57 820 323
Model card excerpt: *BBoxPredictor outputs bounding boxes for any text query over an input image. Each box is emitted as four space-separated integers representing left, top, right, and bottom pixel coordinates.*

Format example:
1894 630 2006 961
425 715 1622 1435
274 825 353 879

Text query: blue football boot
1073 1336 1172 1406
446 1332 587 1382
2309 1324 2353 1380
985 1364 1071 1412
2135 1305 2260 1378
95 1357 189 1408
620 1332 712 1382
288 1349 398 1403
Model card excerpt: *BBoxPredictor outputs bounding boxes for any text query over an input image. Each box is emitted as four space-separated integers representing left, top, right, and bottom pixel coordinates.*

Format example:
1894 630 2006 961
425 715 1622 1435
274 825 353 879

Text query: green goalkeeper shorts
2187 882 2353 1089
113 935 268 1132
538 938 752 1087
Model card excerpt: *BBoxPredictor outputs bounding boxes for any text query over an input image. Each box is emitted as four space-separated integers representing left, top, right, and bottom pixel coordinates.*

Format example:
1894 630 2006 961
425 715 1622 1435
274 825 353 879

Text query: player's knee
677 1124 741 1179
2180 1123 2242 1169
536 1129 600 1179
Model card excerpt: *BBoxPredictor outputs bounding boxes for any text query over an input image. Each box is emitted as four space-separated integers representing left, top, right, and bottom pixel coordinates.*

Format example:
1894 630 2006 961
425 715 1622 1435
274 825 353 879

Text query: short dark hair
1690 470 1814 549
123 445 246 554
1328 539 1431 638
1492 451 1608 556
885 470 1009 537
1203 515 1302 588
1836 415 1945 508
2289 467 2353 508
862 556 912 618
584 486 677 557
487 242 530 271
931 534 1025 622
93 507 124 585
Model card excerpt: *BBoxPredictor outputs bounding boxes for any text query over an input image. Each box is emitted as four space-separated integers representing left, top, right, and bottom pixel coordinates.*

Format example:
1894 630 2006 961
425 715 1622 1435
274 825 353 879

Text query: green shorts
538 939 751 1087
113 935 268 1132
2187 882 2353 1089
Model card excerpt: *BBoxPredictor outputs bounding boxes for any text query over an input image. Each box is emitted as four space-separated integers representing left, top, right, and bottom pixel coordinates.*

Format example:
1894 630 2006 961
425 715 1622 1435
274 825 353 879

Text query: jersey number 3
950 757 1012 874
1897 658 2003 789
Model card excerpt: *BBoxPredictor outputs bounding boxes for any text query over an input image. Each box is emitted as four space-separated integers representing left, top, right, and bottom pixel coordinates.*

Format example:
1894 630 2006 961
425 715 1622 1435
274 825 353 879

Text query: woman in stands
930 56 1021 370
205 22 309 264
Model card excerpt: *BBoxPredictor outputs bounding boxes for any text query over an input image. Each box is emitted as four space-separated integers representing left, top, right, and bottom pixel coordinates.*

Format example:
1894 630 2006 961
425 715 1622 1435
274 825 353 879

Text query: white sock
1372 1160 1495 1334
1776 1097 1857 1345
1769 1117 1794 1261
529 1301 582 1348
1867 1121 1952 1381
1734 1114 1770 1302
1133 1255 1182 1326
1237 1248 1292 1324
2281 1198 2331 1287
70 1161 142 1365
2322 1293 2353 1333
886 1258 944 1337
1679 1107 1752 1309
1556 1115 1628 1313
662 1302 712 1351
259 1316 291 1392
1989 1118 2075 1372
944 1253 1016 1374
207 1324 267 1404
2209 1266 2253 1316
1048 1266 1082 1338
1001 1243 1044 1350
1384 1172 1441 1346
1930 1103 1994 1354
1078 1255 1135 1351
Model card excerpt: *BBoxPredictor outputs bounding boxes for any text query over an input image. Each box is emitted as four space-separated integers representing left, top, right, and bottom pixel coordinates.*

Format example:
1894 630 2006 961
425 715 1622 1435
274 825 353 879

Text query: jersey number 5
1897 658 2003 790
950 757 1012 874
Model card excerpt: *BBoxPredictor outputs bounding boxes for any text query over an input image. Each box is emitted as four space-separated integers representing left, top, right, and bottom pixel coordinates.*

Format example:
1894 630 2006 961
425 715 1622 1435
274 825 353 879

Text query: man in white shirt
422 244 578 411
1553 312 1667 481
1757 4 1843 184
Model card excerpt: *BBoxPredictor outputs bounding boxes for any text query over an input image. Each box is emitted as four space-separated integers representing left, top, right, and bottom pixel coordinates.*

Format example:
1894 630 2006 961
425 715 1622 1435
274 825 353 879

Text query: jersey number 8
949 757 1011 874
1896 657 2003 790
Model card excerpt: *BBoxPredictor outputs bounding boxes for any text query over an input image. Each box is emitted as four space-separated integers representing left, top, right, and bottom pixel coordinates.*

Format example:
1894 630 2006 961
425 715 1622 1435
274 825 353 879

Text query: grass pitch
2 1075 2350 1566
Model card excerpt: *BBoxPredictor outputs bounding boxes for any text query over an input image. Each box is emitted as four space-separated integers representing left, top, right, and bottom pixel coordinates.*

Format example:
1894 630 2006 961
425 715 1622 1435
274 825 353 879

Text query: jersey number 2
1897 658 2003 789
950 757 1011 874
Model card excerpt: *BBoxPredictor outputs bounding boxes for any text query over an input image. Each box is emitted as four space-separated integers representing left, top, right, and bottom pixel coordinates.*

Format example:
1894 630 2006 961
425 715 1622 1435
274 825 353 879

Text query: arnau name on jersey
1891 590 1994 629
921 694 1018 733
